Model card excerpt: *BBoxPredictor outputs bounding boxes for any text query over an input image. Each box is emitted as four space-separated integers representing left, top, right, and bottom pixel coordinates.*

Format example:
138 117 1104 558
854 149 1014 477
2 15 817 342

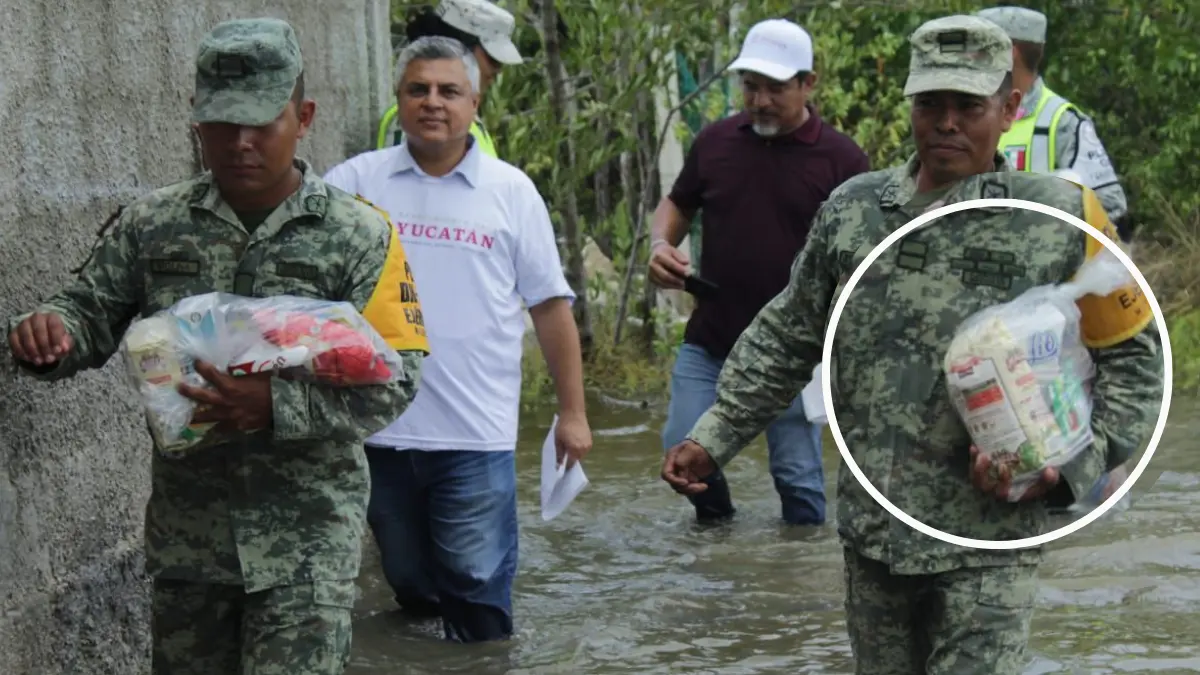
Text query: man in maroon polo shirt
649 18 870 525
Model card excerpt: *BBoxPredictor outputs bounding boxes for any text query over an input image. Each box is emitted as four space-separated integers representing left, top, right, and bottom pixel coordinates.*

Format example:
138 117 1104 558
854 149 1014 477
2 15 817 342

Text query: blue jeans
364 447 519 643
661 343 826 525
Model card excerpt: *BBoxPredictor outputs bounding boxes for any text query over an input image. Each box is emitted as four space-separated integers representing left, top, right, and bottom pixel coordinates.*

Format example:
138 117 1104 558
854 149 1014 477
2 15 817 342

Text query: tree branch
612 53 735 344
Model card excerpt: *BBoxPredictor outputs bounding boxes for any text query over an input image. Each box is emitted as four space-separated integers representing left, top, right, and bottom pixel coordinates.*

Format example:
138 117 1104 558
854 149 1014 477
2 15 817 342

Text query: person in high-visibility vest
376 0 524 157
977 7 1133 244
980 7 1134 515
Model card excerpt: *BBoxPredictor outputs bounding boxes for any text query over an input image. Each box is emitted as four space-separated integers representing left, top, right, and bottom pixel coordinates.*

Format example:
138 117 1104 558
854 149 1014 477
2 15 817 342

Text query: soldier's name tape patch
149 258 201 276
822 197 1172 552
275 262 320 282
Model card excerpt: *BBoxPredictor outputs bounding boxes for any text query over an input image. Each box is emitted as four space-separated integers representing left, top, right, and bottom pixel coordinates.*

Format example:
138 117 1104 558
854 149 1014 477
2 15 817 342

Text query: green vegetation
1136 197 1200 391
388 0 1200 406
520 305 682 413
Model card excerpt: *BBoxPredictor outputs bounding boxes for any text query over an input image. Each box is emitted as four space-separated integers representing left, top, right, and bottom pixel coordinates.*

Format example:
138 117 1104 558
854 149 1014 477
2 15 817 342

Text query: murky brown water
345 398 1198 674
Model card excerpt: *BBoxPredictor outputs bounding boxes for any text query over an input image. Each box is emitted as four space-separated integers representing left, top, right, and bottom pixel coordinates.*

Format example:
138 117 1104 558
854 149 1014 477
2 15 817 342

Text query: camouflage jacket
688 152 1163 575
9 160 428 592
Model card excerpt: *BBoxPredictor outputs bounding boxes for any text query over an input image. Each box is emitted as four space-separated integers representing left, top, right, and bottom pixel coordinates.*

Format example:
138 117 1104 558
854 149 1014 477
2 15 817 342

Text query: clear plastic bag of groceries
943 247 1136 501
118 292 407 459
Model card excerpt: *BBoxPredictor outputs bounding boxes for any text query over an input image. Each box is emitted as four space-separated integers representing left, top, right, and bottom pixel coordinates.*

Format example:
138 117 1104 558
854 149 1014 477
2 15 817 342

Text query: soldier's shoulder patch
353 193 392 223
980 180 1008 201
303 193 328 215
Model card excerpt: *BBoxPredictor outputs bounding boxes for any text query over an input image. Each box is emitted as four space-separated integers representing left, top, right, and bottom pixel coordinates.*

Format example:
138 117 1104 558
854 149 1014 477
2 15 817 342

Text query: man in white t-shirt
323 35 593 643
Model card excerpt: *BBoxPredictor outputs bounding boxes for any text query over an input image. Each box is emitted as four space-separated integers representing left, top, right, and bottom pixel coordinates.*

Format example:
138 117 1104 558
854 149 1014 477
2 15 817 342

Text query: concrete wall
0 1 392 672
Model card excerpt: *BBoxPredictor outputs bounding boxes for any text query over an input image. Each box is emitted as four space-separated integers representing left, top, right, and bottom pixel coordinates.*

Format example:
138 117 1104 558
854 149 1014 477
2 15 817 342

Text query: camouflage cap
904 15 1013 98
975 6 1048 44
192 17 304 126
436 0 524 65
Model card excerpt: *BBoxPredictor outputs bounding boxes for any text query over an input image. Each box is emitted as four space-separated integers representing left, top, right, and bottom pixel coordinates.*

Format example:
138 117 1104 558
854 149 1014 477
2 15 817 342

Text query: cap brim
191 81 294 126
481 38 524 66
728 56 801 82
903 69 1006 97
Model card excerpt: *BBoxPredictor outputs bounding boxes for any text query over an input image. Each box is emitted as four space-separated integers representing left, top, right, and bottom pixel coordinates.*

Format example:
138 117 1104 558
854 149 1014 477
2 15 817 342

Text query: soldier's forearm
687 309 822 467
269 351 425 443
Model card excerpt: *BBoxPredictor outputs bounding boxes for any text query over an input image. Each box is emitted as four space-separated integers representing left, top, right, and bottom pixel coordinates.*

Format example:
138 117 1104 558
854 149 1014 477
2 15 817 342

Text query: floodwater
346 398 1199 675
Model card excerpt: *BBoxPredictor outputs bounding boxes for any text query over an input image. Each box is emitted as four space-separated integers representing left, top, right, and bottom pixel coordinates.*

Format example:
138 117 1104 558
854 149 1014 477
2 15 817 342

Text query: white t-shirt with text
323 141 574 451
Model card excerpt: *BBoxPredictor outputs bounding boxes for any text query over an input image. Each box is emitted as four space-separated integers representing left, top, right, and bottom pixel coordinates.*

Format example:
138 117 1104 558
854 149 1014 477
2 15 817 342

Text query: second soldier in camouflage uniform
6 18 429 675
661 15 1163 675
975 6 1132 235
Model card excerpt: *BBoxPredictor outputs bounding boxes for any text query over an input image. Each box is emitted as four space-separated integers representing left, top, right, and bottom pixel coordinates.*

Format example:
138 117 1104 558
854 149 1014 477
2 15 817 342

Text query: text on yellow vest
353 193 432 354
1072 185 1152 348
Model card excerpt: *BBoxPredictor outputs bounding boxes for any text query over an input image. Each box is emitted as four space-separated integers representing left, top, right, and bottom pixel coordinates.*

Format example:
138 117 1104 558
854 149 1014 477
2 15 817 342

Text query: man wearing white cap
976 7 1131 240
650 18 869 526
978 6 1133 513
375 0 525 157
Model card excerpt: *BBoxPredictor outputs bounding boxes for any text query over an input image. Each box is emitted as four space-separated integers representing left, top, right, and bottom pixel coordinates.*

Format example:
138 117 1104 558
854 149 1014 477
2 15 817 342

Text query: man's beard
751 121 780 136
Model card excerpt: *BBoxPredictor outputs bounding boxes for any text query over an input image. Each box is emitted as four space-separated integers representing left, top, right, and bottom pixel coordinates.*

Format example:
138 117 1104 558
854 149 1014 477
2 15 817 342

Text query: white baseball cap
728 19 814 82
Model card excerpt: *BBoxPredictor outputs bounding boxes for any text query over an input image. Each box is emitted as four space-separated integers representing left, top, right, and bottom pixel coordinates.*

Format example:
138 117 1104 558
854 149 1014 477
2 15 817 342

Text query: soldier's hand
647 242 691 290
8 312 74 367
178 361 274 433
661 440 717 495
969 445 1060 502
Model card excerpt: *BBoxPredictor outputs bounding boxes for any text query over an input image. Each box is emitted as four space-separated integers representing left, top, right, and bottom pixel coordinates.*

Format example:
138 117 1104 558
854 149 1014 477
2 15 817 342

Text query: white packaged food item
945 306 1090 493
122 314 218 453
119 292 410 459
944 248 1135 501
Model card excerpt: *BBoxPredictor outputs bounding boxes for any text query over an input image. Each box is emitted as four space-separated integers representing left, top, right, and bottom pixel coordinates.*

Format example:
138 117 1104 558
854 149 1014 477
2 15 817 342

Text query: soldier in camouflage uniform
661 15 1163 675
6 17 429 675
975 7 1131 236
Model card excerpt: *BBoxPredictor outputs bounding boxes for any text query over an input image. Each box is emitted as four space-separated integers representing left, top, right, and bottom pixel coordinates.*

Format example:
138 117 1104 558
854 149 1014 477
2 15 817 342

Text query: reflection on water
347 400 1199 674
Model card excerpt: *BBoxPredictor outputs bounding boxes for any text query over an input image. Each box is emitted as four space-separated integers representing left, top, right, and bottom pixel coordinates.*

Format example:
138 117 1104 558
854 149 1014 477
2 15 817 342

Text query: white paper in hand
539 415 589 521
801 362 828 426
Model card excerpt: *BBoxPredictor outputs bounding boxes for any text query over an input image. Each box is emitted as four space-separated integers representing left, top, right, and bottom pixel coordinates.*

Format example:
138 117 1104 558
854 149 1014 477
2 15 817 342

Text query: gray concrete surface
0 2 392 673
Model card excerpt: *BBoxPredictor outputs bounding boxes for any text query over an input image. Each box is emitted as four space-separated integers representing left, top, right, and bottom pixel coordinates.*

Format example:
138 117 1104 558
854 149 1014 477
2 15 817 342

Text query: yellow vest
375 104 498 158
351 195 431 354
998 84 1078 174
1074 186 1151 348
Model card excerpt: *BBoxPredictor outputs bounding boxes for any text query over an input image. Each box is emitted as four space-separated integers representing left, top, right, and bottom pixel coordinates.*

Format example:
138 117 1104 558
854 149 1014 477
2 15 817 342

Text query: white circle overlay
821 197 1173 551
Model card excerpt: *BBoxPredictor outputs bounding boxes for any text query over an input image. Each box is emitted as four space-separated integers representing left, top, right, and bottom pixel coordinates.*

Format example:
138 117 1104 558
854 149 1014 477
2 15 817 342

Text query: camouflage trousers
842 548 1038 675
151 578 356 675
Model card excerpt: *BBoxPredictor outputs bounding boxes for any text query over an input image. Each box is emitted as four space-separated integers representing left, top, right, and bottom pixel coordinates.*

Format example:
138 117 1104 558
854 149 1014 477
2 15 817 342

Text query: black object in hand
683 274 719 299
